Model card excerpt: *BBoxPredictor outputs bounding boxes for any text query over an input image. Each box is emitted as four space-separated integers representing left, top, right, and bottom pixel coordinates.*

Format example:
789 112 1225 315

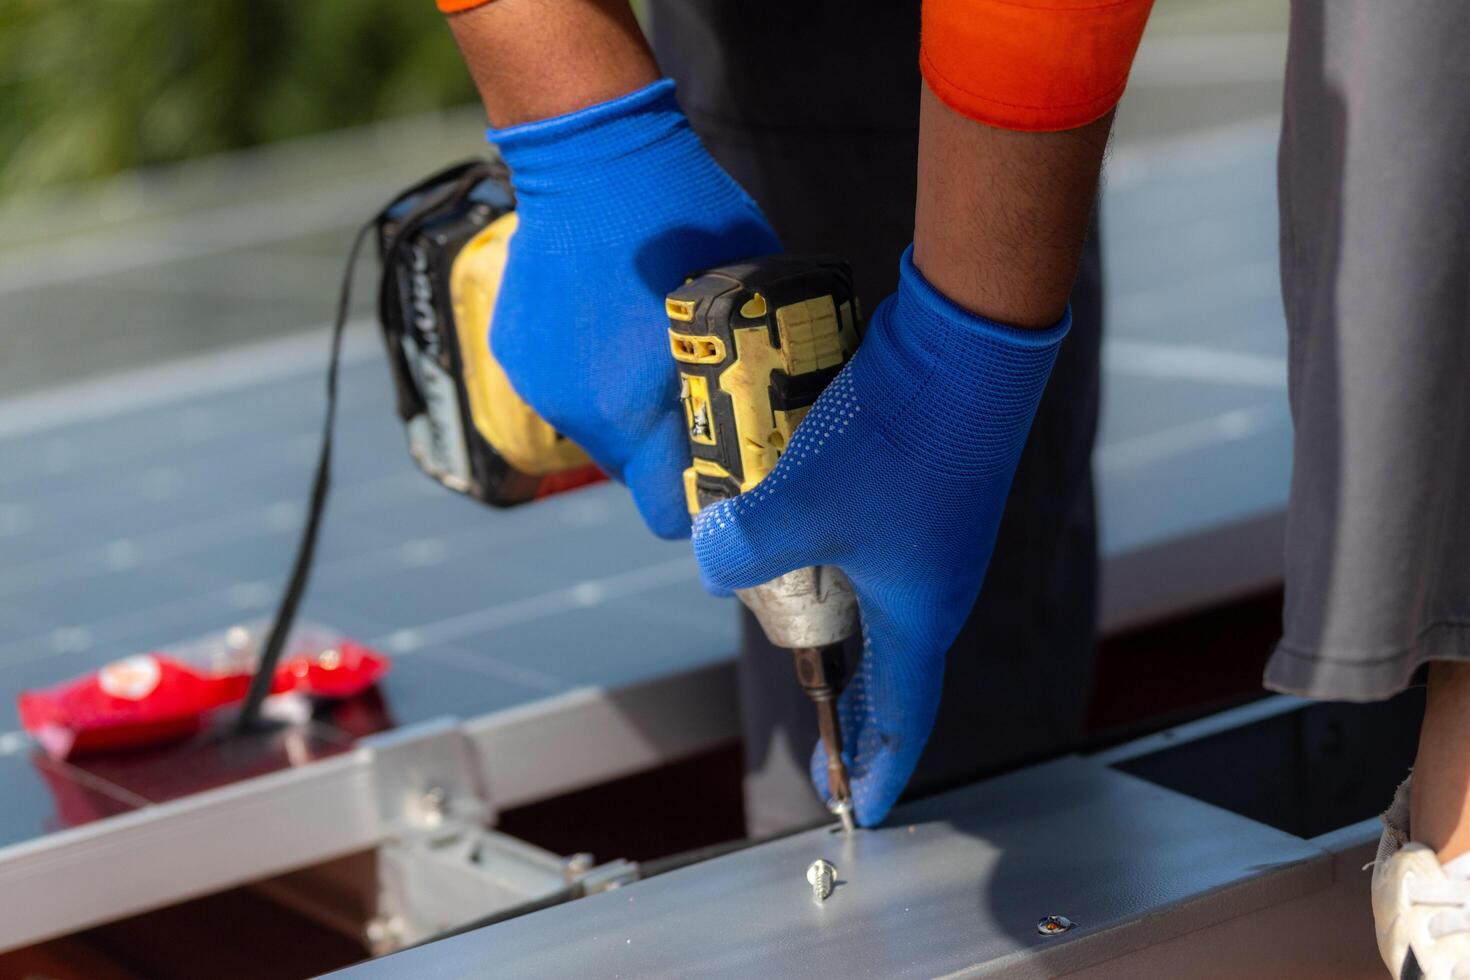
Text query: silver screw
417 785 448 828
564 852 595 882
365 915 406 954
806 859 837 901
1037 914 1075 936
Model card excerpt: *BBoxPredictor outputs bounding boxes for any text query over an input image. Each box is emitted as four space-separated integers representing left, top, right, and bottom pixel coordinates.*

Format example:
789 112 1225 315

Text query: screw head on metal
365 914 406 954
416 785 448 828
806 859 837 901
1037 914 1075 936
564 852 595 882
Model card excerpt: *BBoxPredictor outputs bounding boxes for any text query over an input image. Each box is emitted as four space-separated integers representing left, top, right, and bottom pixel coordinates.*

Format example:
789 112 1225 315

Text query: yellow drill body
666 256 864 829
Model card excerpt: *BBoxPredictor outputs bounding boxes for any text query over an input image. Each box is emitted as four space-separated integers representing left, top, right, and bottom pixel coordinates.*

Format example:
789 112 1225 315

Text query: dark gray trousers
649 1 1104 832
1264 0 1470 702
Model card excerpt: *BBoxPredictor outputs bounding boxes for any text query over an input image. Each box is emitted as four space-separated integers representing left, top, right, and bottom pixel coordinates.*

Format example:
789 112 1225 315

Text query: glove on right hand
693 246 1069 826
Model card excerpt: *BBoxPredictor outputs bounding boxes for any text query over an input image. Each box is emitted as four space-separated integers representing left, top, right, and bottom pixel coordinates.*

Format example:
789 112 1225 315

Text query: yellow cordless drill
666 257 863 830
375 163 863 828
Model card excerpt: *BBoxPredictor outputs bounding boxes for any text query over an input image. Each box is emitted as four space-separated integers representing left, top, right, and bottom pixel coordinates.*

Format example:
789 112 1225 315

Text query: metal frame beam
0 659 737 951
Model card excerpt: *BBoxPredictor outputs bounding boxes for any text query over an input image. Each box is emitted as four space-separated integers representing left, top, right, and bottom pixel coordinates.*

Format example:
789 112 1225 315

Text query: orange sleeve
438 0 493 13
921 0 1154 132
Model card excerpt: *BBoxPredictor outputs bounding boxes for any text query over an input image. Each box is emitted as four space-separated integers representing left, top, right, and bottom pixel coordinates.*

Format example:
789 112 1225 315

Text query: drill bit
792 645 856 832
815 696 856 832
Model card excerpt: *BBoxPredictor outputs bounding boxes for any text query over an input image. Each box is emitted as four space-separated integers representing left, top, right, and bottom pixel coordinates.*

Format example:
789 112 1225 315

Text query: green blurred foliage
0 0 478 194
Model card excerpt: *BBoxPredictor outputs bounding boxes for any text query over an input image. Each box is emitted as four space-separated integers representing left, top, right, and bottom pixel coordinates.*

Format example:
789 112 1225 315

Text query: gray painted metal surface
334 757 1331 979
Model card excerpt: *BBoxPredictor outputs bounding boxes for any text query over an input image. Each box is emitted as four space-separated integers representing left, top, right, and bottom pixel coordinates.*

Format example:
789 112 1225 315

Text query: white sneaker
1373 776 1470 978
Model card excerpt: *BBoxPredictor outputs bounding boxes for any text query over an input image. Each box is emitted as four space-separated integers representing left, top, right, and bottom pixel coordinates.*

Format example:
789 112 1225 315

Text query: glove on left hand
693 247 1069 826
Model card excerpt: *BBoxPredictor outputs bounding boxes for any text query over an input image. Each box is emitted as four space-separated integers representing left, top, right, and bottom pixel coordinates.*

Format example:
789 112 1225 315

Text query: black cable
235 216 371 731
236 159 497 732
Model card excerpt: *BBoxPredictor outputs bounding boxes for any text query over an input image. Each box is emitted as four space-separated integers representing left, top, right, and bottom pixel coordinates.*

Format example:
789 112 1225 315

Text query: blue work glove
693 247 1069 826
488 80 779 538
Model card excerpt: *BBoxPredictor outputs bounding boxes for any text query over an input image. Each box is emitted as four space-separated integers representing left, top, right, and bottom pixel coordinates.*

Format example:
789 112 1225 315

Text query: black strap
235 159 498 731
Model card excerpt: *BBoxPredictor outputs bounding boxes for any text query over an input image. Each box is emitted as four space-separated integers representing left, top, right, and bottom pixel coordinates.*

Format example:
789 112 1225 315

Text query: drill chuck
736 566 857 650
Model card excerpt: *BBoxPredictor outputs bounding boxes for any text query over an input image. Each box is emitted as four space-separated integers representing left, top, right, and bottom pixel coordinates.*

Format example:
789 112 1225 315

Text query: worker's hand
693 247 1069 826
489 80 779 538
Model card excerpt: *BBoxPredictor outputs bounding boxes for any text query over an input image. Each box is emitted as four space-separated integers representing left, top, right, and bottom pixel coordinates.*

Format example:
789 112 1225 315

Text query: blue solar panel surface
0 352 735 723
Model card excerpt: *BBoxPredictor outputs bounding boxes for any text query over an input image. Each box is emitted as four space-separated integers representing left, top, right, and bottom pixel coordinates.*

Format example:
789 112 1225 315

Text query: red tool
18 623 389 759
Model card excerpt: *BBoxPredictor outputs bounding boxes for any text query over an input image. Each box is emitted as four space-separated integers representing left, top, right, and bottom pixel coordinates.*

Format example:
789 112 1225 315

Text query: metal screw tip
830 798 856 833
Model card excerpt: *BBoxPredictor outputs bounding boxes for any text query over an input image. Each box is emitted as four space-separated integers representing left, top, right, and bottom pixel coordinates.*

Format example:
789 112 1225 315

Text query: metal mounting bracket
356 717 638 954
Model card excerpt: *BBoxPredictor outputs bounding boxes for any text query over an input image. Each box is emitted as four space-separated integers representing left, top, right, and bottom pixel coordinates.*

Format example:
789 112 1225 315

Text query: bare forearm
447 0 658 128
449 2 1112 329
913 86 1111 329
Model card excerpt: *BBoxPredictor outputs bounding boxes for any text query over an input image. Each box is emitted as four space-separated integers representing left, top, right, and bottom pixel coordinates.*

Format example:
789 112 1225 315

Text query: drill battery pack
665 256 861 512
376 160 603 507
